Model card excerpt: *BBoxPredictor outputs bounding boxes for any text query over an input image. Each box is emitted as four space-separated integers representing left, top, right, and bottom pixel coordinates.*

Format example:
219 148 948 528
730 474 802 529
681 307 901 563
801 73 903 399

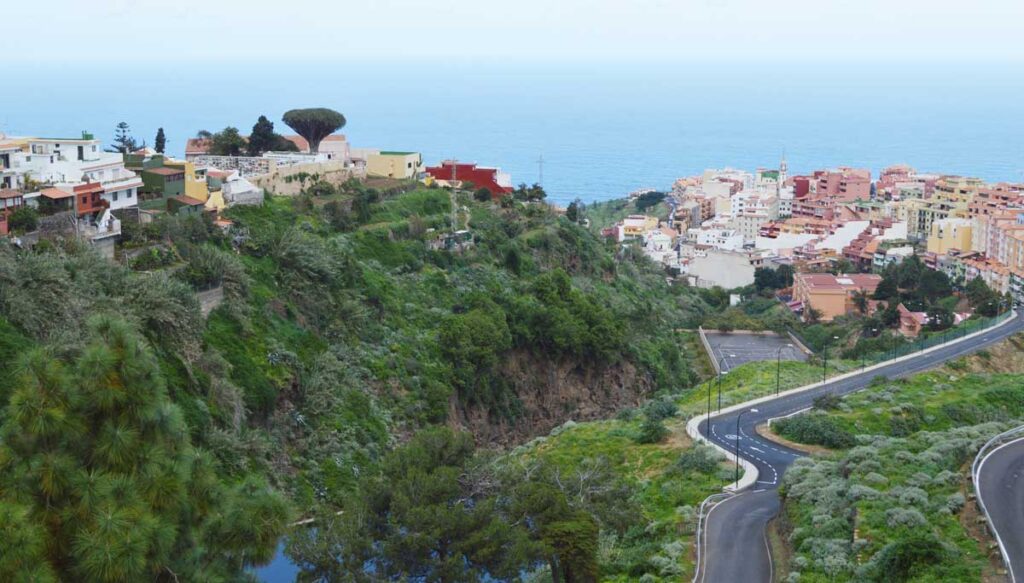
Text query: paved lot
704 332 807 372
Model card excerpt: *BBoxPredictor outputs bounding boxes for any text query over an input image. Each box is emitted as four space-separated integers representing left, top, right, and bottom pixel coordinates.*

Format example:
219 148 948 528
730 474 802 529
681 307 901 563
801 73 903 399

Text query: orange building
793 272 883 321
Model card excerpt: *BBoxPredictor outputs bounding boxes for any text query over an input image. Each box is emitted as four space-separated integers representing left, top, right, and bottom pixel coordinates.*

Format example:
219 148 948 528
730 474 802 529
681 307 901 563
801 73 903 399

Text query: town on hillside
0 113 524 260
601 160 1023 332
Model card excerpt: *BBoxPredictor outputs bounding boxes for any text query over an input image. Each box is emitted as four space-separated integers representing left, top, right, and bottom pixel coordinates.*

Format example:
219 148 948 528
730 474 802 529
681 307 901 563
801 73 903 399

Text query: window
112 192 118 202
127 190 133 198
82 196 88 205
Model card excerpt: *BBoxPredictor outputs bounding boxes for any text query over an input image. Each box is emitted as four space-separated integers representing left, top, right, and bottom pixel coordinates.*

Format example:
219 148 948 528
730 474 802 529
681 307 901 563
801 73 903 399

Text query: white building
730 192 779 243
642 229 676 265
778 187 794 217
0 139 23 190
1 132 142 211
686 225 745 251
221 173 264 206
688 249 757 289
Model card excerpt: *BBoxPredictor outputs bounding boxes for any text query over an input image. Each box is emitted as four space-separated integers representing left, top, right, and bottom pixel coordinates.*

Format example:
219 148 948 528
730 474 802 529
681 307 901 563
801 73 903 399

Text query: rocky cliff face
450 350 654 446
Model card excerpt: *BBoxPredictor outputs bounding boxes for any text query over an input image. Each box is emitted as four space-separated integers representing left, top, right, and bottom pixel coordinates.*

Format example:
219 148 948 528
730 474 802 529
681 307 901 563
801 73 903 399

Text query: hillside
770 336 1024 582
0 181 719 580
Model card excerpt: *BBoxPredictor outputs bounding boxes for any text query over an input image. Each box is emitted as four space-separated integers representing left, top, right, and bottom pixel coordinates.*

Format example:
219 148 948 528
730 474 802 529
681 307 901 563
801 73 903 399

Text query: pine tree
154 128 166 153
0 316 290 581
247 115 276 156
105 122 138 154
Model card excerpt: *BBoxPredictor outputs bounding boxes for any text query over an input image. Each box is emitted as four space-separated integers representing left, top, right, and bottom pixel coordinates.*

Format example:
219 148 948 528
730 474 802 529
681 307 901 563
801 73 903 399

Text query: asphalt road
697 313 1024 583
977 437 1024 582
704 332 807 372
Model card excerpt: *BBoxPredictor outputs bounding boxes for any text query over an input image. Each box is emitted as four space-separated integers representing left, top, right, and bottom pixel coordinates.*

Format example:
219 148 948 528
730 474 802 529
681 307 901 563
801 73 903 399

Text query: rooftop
40 187 73 200
796 272 882 291
0 189 23 199
145 167 185 176
170 195 205 206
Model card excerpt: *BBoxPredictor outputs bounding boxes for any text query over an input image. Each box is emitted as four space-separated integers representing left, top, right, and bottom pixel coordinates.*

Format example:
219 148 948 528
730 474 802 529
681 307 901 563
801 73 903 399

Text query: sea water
3 59 1023 206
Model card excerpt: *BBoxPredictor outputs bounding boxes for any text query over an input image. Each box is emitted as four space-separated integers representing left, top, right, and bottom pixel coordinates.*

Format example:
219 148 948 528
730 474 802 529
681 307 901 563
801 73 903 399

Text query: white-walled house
3 132 141 211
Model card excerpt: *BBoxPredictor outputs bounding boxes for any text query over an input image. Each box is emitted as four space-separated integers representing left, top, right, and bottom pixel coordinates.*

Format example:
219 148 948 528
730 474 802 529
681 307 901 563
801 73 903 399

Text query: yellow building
166 159 210 203
926 218 973 254
367 151 422 179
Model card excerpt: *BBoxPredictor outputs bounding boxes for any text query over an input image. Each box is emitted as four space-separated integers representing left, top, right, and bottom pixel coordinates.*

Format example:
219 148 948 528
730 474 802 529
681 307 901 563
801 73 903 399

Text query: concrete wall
198 285 224 317
250 161 365 196
689 250 755 289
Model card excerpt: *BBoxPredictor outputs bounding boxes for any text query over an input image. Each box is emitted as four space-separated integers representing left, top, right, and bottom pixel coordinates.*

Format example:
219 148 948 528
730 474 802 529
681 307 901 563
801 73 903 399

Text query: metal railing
855 310 1013 367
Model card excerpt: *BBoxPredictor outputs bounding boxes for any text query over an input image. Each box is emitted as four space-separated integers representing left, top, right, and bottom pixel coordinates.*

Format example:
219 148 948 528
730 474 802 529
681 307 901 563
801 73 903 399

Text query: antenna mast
450 159 458 233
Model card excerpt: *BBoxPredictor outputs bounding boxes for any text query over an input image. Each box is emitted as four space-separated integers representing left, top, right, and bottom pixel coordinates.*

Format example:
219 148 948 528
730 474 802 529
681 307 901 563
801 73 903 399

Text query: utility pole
537 154 544 187
450 159 458 234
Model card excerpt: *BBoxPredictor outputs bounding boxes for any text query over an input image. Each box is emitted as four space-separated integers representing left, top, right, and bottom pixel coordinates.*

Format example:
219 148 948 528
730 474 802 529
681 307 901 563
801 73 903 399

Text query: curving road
976 437 1024 582
696 313 1024 583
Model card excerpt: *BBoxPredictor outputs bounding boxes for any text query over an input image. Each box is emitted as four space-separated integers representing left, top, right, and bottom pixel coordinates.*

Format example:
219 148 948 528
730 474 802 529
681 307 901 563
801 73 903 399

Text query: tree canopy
209 127 247 156
0 316 290 581
282 108 346 153
105 122 140 154
154 127 166 154
247 115 298 156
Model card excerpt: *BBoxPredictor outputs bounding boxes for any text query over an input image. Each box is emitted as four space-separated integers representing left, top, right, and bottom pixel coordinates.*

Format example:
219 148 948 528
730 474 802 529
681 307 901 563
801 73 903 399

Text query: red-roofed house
185 138 211 160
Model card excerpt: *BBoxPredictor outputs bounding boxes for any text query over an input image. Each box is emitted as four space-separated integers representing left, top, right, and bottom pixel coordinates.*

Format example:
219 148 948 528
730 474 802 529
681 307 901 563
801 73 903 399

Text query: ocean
3 59 1023 206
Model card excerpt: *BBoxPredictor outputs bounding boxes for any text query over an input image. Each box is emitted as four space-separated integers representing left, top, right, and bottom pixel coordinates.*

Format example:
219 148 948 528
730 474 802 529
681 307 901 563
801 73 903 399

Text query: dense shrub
643 398 679 422
635 417 668 444
775 413 856 448
675 444 723 474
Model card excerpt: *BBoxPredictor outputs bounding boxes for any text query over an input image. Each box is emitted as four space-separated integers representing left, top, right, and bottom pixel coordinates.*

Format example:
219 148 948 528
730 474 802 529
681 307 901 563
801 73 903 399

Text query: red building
792 176 811 198
0 189 25 235
73 182 108 216
425 161 513 196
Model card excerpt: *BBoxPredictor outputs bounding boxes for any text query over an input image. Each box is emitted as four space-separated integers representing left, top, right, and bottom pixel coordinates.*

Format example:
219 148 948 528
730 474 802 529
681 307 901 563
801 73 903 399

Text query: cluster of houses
0 126 522 260
602 157 1024 330
0 131 270 257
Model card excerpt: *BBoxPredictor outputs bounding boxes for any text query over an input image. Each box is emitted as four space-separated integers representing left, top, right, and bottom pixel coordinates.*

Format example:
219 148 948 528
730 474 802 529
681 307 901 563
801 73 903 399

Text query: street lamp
705 377 715 433
717 354 735 412
776 343 794 396
735 408 759 484
822 335 839 382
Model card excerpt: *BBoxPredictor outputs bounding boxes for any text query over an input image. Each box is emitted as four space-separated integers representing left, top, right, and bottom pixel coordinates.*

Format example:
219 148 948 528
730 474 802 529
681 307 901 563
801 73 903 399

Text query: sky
4 0 1024 62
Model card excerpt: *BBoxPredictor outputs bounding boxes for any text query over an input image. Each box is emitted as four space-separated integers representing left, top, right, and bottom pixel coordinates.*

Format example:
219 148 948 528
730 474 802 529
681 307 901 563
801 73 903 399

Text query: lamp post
822 335 839 383
717 354 734 413
776 343 794 396
706 377 715 435
735 408 759 484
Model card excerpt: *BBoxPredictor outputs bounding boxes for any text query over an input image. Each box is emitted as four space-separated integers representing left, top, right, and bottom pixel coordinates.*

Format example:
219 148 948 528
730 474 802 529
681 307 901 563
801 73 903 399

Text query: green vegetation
586 196 670 232
775 412 856 448
0 316 289 581
776 349 1024 582
0 179 726 580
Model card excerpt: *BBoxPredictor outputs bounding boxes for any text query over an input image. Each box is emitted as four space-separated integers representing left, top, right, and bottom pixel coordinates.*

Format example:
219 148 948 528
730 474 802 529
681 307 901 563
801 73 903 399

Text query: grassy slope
586 197 671 232
513 356 860 580
775 337 1024 582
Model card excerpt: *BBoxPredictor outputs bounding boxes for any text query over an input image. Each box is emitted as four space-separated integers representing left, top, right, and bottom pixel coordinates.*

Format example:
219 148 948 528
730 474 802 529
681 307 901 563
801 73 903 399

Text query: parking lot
703 332 808 372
